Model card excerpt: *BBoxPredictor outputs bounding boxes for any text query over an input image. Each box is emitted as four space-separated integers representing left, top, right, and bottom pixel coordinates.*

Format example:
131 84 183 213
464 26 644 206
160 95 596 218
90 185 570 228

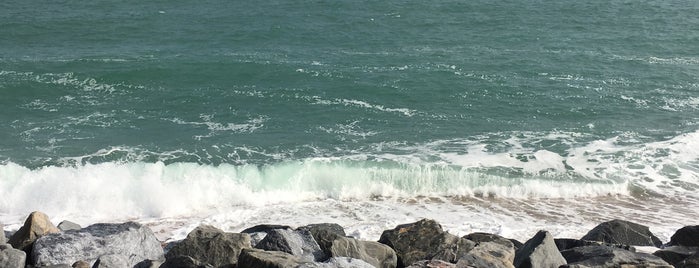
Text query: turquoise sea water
1 0 698 239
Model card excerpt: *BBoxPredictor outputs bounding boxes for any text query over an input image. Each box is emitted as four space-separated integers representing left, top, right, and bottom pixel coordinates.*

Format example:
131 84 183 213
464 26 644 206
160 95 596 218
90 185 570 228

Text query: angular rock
57 221 82 232
165 224 251 267
509 239 524 251
560 245 671 268
160 255 213 268
677 252 699 268
298 257 376 268
134 259 164 268
8 211 60 252
554 238 635 252
457 241 515 268
581 219 662 247
513 230 566 268
298 223 347 257
669 225 699 247
241 224 292 234
0 244 26 268
405 259 456 268
31 222 163 267
93 254 129 268
378 219 475 267
237 248 303 268
255 228 325 262
72 260 90 268
463 233 512 248
653 246 698 267
328 236 397 268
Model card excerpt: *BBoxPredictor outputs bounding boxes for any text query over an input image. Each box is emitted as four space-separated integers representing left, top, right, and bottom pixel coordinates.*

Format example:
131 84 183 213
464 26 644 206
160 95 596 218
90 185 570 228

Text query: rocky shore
1 211 697 268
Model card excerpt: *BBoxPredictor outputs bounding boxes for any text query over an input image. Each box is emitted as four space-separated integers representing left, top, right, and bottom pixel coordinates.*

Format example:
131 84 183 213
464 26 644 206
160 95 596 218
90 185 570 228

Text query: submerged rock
255 228 325 262
0 244 26 268
669 225 699 247
513 230 566 268
8 211 60 252
165 224 251 267
328 236 397 268
378 219 475 267
31 222 163 267
581 219 662 247
561 245 671 268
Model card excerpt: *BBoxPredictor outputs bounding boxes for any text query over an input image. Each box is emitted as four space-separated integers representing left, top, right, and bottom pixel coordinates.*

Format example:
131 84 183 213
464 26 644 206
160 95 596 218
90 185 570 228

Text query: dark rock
298 223 347 257
297 257 376 268
241 224 292 234
508 239 523 251
404 260 456 267
39 265 73 268
581 219 662 247
134 259 164 268
255 228 325 262
669 225 699 247
463 233 512 247
554 238 635 252
160 255 213 268
1 222 5 244
561 245 671 268
165 225 251 268
677 252 699 268
31 222 163 267
457 241 515 268
653 246 698 267
378 219 475 267
0 244 26 268
72 260 90 268
57 221 81 232
513 230 566 268
92 254 129 268
328 236 397 268
237 248 302 268
8 211 60 252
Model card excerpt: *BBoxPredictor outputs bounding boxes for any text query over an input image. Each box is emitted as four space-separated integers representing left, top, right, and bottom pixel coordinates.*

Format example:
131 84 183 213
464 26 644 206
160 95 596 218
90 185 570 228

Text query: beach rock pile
1 212 697 267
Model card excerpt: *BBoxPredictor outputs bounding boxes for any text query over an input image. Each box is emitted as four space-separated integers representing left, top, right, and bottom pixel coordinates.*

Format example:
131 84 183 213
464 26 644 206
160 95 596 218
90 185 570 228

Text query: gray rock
237 248 303 268
513 230 566 268
677 252 699 268
57 221 82 232
652 246 698 267
463 233 512 248
581 219 662 247
1 222 5 244
255 229 325 262
378 219 475 267
669 225 699 247
328 236 397 268
160 255 213 268
8 211 60 252
554 238 635 252
72 260 90 268
93 254 129 268
40 265 73 268
298 257 376 268
298 223 347 257
561 245 672 268
457 241 515 268
0 244 26 268
405 259 457 267
165 225 251 267
241 224 292 234
31 222 163 267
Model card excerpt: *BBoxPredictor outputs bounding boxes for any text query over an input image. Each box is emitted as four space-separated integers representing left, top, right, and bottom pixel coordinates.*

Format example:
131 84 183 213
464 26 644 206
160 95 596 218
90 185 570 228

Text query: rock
378 219 475 267
298 257 376 268
241 224 292 234
513 230 566 268
0 244 26 268
57 221 82 232
560 245 672 268
298 223 347 257
1 222 5 244
509 239 524 251
165 224 251 267
255 228 325 262
134 259 164 268
405 260 457 267
669 225 699 247
93 254 129 268
31 222 163 267
463 233 512 248
328 236 397 268
653 246 698 267
237 248 303 268
457 241 515 268
8 211 60 252
677 252 699 268
581 219 662 247
41 265 73 268
72 260 90 268
554 238 635 252
160 255 213 268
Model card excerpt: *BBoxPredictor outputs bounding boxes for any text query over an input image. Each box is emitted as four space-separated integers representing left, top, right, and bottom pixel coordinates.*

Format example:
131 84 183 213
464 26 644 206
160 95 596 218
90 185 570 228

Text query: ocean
1 0 698 242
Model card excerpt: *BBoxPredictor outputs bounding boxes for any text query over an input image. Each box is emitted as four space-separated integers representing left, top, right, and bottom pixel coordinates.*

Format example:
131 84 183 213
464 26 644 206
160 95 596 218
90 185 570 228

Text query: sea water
1 0 698 242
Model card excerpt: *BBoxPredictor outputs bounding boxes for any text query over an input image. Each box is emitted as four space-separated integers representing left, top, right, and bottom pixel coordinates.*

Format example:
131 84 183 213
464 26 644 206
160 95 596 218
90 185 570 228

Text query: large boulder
31 222 163 267
653 246 698 267
160 255 213 268
93 254 129 268
298 257 376 268
677 252 699 268
378 219 475 267
554 238 635 252
298 223 347 257
241 224 292 247
237 248 303 268
457 241 515 268
0 244 26 268
165 224 251 267
255 229 325 262
8 211 60 252
328 236 397 268
560 245 671 268
581 219 662 247
669 225 699 247
513 230 566 268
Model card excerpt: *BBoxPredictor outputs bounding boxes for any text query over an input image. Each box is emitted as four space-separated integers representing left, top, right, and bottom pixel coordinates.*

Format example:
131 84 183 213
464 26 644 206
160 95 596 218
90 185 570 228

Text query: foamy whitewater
1 0 698 243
